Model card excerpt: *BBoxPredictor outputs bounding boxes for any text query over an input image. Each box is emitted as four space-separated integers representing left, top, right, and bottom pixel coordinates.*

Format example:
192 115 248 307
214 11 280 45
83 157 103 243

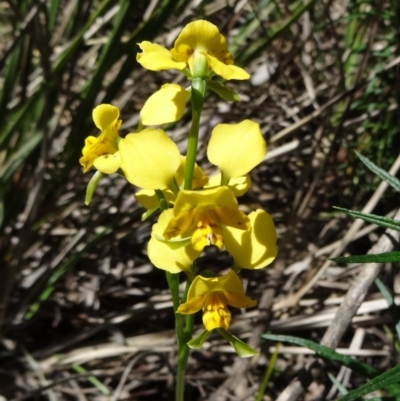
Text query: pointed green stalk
156 189 194 401
176 74 207 400
184 77 206 190
176 278 193 401
220 171 230 186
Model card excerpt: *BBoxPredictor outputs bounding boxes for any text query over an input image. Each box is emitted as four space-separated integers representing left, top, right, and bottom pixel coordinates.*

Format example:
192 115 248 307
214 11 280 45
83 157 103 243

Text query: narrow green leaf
327 372 349 396
71 364 110 395
333 206 400 232
237 0 318 64
47 0 61 33
207 81 241 102
0 132 43 181
217 328 258 357
375 279 400 340
0 45 21 119
261 334 378 378
331 252 400 264
23 348 58 401
355 151 400 193
256 341 280 401
85 171 104 205
52 0 115 74
0 92 40 148
338 365 400 401
187 330 211 349
141 207 159 221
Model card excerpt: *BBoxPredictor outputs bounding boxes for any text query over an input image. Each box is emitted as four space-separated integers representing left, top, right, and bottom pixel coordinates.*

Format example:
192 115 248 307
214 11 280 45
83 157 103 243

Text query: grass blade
338 366 400 401
331 252 400 264
355 151 400 193
334 207 400 232
262 334 378 378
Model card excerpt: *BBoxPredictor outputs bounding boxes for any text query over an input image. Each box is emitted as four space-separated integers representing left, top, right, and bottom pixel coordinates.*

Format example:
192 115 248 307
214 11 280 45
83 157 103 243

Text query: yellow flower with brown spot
79 104 122 174
137 20 249 80
163 186 250 252
177 270 257 331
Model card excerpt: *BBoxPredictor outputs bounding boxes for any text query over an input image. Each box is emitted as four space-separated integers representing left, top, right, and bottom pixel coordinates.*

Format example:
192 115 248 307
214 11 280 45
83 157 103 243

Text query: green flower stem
136 120 144 133
169 178 181 195
155 190 185 351
220 171 230 186
166 271 184 348
177 76 206 400
156 188 194 401
176 278 193 401
184 77 206 190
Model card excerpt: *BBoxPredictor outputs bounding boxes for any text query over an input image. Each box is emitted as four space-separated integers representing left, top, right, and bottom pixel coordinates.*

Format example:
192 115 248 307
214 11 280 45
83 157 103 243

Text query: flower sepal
141 207 159 222
207 81 240 102
217 328 258 358
153 234 193 250
85 170 104 205
187 329 211 350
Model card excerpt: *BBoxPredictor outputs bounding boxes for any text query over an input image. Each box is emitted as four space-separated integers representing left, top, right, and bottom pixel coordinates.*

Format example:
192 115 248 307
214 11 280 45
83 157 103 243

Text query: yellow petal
214 207 250 230
186 270 246 300
137 41 186 71
208 120 266 179
148 209 200 273
79 136 99 172
191 222 224 251
147 236 199 274
163 210 195 239
134 189 176 210
172 20 227 63
202 293 232 331
119 128 181 190
173 186 239 215
223 209 277 269
92 104 120 131
207 54 250 80
140 84 188 125
223 292 257 308
207 174 251 197
93 151 121 174
177 296 205 314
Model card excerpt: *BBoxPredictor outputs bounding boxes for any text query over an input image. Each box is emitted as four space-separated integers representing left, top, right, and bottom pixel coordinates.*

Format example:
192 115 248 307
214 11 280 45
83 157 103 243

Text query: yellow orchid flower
140 84 189 125
207 120 266 181
163 186 250 252
79 104 122 174
177 270 256 331
223 209 278 269
119 128 181 191
148 209 201 275
137 20 249 80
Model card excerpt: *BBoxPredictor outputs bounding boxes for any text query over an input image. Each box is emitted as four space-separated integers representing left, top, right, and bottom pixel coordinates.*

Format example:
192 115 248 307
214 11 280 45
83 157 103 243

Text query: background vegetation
0 0 399 400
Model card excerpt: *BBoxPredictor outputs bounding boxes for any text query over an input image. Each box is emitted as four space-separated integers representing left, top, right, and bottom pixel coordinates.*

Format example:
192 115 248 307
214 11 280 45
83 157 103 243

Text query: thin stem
184 77 206 190
155 190 185 354
220 171 230 186
175 278 193 401
169 178 181 195
166 271 184 349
